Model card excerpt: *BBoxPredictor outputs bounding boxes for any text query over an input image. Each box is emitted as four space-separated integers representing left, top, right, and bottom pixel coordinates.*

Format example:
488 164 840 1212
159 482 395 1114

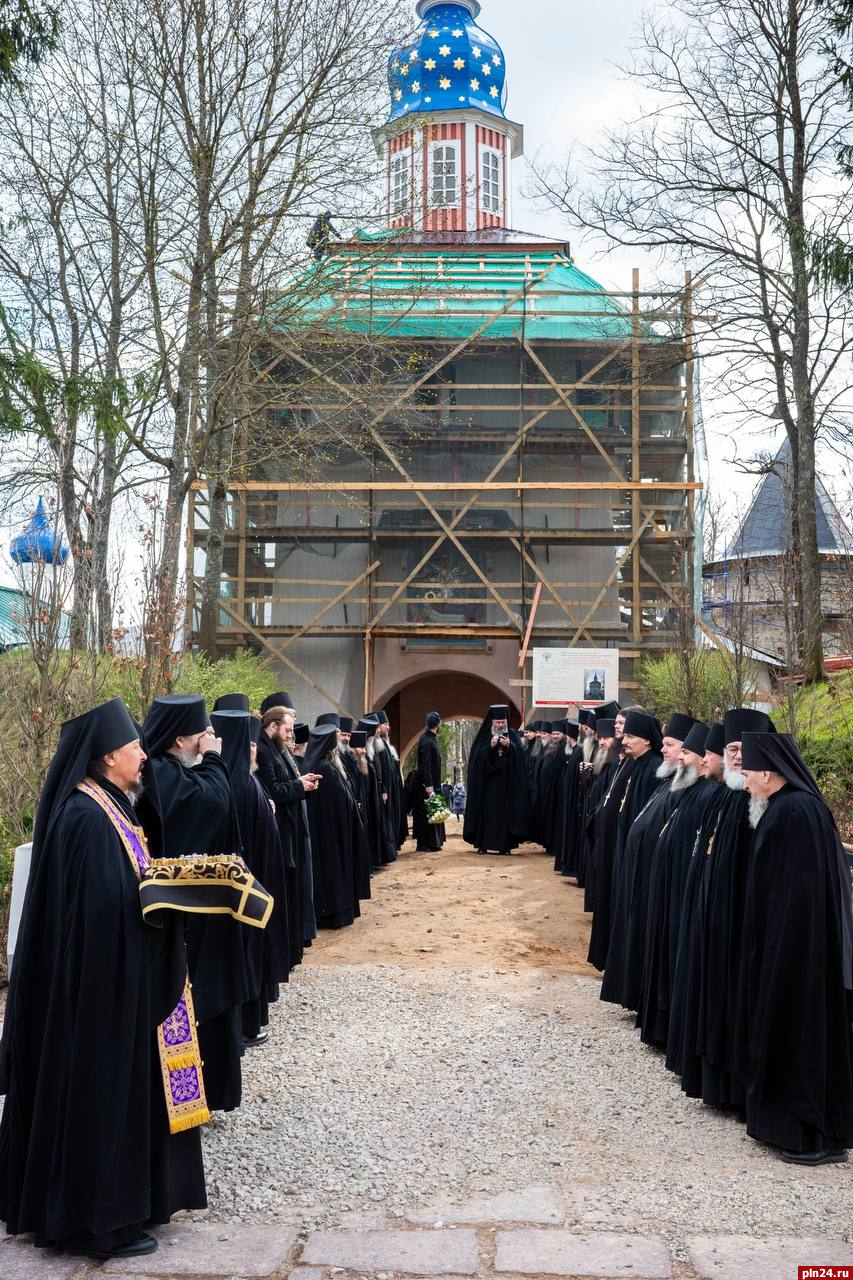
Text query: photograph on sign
532 648 620 707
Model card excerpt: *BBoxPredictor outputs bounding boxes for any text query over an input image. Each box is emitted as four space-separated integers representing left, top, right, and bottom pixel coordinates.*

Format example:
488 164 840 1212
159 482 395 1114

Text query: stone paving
2 1185 850 1280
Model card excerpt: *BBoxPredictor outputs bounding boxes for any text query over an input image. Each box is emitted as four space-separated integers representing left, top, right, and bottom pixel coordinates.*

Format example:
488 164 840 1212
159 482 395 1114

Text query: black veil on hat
664 713 699 742
315 712 340 728
339 717 354 733
293 722 310 745
373 709 389 726
540 721 553 734
211 709 253 842
741 732 823 799
705 722 725 756
682 721 710 756
622 709 663 752
723 708 776 745
212 693 249 712
596 718 616 738
357 716 378 738
565 719 580 741
142 694 209 759
260 691 295 715
302 723 338 773
595 701 621 722
579 709 595 728
350 730 367 749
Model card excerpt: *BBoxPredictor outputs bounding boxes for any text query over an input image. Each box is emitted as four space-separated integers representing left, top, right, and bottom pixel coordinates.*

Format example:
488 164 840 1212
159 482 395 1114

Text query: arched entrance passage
376 670 522 764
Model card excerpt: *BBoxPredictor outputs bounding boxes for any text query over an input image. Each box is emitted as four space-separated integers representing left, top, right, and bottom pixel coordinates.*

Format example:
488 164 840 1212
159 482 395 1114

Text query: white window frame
428 139 461 210
390 147 412 219
479 144 502 215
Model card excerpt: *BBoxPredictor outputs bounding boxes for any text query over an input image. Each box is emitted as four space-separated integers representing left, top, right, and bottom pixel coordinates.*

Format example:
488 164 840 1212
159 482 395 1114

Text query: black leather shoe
778 1148 848 1166
80 1233 158 1260
242 1030 269 1048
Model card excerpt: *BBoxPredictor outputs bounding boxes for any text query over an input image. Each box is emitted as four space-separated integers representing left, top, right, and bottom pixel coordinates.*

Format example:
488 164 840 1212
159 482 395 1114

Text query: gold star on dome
481 63 491 75
401 63 409 75
453 56 465 69
472 45 481 57
412 80 420 92
394 88 403 100
470 77 480 90
410 49 418 60
424 95 432 102
428 28 440 36
439 76 451 89
452 27 463 36
424 57 436 69
492 54 501 65
392 58 400 69
438 44 451 56
489 84 498 98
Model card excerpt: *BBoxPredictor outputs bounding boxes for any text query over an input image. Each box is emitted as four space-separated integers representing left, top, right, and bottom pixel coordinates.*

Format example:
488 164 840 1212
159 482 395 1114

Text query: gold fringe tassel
169 1107 211 1133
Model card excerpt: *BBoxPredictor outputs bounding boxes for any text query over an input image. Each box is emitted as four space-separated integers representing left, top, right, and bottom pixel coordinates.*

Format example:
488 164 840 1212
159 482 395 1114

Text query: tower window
429 141 460 208
391 150 411 217
480 146 502 214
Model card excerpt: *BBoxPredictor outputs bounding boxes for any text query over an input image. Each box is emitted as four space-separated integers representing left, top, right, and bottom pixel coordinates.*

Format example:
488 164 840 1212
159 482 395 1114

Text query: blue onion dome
387 0 507 122
10 497 69 566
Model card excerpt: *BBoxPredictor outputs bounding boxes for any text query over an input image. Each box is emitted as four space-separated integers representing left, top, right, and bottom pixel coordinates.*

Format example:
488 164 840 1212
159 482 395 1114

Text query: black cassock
600 774 677 1012
140 753 248 1114
679 786 752 1106
0 782 205 1253
587 757 634 970
734 786 853 1153
255 732 316 966
413 730 444 852
242 776 291 1036
536 746 564 854
582 752 621 912
555 744 584 876
638 776 721 1048
464 730 529 854
305 761 367 927
369 740 400 862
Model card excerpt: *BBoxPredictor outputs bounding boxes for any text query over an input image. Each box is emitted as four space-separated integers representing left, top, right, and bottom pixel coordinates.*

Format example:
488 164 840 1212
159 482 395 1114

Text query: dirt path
307 826 594 975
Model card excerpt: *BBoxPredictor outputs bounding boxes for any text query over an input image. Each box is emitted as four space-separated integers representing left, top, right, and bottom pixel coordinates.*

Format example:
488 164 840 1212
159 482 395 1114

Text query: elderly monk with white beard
674 707 775 1109
736 732 852 1165
601 713 699 1012
639 721 724 1049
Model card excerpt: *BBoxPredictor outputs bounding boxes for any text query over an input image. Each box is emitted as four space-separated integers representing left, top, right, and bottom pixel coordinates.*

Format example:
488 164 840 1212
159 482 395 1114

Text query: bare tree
530 0 853 684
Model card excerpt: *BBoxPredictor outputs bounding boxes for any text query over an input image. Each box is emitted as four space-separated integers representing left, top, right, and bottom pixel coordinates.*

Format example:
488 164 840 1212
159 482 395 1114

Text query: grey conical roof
729 439 853 560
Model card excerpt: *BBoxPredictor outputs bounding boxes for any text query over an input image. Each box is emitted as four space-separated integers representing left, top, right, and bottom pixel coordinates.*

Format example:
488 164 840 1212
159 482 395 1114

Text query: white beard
748 793 769 828
366 738 376 761
374 736 386 754
656 759 677 780
724 759 747 791
593 745 610 775
331 752 347 778
670 762 699 792
582 735 595 763
387 741 399 761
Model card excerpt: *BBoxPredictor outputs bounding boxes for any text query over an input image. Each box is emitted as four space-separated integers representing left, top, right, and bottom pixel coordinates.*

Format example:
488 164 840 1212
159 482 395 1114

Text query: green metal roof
0 585 30 648
278 236 643 343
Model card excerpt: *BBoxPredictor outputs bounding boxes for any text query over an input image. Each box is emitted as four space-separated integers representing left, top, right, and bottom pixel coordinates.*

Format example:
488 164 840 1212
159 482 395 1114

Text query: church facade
187 0 702 751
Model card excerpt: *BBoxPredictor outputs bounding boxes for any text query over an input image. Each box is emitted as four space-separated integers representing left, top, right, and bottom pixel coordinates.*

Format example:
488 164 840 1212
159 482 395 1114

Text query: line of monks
0 689 412 1262
460 701 853 1167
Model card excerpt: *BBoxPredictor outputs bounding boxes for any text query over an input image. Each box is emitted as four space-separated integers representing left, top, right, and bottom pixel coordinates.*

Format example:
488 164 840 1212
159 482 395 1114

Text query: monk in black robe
554 722 583 875
587 712 633 970
0 700 205 1260
352 722 389 869
601 713 697 1012
737 732 853 1164
138 694 248 1114
256 695 317 966
679 708 775 1108
665 721 727 1078
213 709 290 1046
413 711 444 852
303 724 368 926
581 718 619 911
537 721 567 855
364 714 400 861
464 704 530 855
639 721 721 1048
373 711 408 851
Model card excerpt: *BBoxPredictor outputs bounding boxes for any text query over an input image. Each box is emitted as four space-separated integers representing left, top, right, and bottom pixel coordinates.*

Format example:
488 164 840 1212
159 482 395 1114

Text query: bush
639 650 758 724
172 649 280 712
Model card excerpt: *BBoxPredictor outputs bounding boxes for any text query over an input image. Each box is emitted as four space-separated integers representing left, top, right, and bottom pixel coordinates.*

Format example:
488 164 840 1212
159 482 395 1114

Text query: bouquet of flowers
424 792 452 824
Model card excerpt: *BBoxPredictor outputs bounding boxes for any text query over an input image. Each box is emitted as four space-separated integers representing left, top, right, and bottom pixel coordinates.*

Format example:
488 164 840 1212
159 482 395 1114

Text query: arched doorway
375 669 522 763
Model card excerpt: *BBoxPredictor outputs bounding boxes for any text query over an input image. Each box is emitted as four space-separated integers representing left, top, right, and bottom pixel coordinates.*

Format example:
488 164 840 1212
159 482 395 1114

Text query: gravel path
202 960 852 1260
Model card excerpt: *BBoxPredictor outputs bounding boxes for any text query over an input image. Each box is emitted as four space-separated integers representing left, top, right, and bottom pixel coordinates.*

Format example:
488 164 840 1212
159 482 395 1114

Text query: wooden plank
192 480 703 492
518 582 542 668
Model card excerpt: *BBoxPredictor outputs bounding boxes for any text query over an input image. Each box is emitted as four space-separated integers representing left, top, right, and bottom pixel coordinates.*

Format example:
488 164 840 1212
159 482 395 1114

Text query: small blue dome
10 498 69 566
388 1 507 123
